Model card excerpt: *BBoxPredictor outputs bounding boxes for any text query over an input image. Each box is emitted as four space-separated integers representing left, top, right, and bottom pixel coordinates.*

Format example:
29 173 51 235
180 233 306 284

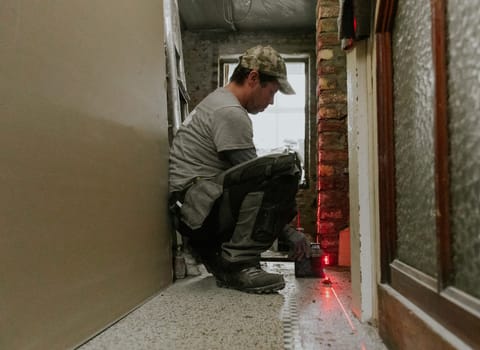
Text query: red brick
318 119 346 132
318 191 349 209
318 18 338 33
318 5 340 18
317 106 341 119
318 77 337 91
318 132 347 150
318 65 337 75
318 91 347 104
317 176 349 191
315 0 350 255
317 81 346 98
317 105 347 121
319 165 335 177
318 222 336 235
316 32 340 50
317 49 334 61
319 150 349 161
320 209 344 220
319 234 339 250
318 177 335 190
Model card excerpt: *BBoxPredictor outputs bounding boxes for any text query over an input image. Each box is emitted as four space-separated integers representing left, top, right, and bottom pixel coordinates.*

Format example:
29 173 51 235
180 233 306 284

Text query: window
219 56 310 186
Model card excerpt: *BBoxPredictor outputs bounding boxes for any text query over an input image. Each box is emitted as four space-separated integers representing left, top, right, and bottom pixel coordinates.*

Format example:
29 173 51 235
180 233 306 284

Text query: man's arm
220 147 257 166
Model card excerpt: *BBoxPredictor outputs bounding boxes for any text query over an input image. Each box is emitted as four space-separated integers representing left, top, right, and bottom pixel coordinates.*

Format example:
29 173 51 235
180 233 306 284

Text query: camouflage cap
239 45 295 95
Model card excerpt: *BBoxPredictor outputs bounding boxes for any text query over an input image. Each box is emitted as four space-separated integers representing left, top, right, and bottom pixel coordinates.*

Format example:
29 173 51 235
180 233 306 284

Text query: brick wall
316 1 349 263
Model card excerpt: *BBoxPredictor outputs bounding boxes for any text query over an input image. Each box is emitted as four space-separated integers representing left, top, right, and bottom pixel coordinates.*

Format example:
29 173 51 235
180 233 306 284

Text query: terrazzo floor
78 262 387 350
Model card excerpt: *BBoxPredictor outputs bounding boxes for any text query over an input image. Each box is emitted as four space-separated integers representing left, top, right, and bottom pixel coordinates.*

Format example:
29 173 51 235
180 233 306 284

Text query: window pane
392 0 437 276
447 0 480 298
251 63 305 155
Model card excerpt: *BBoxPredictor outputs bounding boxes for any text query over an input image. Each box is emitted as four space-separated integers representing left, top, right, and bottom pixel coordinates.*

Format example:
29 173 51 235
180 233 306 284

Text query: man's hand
282 226 310 261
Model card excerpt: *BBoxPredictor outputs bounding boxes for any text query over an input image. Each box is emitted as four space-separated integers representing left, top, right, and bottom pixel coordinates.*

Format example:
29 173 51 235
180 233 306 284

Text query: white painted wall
346 40 380 322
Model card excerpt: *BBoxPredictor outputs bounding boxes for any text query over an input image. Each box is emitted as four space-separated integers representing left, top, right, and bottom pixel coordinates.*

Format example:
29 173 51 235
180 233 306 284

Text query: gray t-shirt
169 87 255 192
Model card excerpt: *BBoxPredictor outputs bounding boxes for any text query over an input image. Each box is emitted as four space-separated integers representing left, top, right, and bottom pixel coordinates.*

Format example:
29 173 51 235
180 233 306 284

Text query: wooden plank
375 0 397 283
430 0 452 291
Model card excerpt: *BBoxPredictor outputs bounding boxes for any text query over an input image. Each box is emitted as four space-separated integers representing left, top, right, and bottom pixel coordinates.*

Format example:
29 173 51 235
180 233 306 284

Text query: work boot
216 266 285 294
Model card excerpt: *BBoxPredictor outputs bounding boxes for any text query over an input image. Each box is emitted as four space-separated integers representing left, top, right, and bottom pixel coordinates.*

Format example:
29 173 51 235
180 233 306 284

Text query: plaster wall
0 1 172 349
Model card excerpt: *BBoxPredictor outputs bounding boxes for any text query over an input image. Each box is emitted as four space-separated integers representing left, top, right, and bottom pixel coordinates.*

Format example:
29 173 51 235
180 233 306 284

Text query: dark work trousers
170 154 300 271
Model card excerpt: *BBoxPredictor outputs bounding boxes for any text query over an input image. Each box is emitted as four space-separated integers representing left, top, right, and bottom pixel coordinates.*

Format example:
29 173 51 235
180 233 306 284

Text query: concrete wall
181 30 318 236
0 1 172 349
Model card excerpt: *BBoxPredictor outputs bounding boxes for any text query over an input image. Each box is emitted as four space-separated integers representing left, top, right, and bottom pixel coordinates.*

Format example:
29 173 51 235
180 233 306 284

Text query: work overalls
169 152 301 272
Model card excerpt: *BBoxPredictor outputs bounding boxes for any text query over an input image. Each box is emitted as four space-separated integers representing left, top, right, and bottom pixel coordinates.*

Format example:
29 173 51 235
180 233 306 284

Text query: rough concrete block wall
316 1 349 262
182 31 318 237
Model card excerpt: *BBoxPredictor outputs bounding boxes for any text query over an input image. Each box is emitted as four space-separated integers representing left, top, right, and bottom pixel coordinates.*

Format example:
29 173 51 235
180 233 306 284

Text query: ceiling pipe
164 0 183 134
223 0 238 31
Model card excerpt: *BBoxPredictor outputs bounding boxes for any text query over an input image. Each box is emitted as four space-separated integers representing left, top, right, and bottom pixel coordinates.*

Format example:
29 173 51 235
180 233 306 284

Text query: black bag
216 152 301 235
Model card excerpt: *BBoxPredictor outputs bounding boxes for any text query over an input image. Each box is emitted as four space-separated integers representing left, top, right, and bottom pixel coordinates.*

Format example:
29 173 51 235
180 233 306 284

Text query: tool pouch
180 179 223 230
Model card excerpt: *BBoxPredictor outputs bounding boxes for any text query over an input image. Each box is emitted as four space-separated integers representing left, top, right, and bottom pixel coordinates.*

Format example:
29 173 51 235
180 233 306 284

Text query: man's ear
247 70 260 87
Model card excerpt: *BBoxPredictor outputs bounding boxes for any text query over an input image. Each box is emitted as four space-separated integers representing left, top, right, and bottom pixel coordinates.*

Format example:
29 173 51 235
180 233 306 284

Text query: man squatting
169 45 310 294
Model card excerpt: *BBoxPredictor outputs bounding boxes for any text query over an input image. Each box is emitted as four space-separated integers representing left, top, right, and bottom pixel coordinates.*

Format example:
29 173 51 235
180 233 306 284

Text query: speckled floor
78 262 387 350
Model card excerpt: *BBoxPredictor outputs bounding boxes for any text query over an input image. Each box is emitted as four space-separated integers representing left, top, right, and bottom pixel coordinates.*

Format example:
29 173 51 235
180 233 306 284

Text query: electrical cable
222 0 253 25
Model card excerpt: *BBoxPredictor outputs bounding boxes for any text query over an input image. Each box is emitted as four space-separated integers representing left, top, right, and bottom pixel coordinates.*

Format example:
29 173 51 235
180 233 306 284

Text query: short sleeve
212 107 255 152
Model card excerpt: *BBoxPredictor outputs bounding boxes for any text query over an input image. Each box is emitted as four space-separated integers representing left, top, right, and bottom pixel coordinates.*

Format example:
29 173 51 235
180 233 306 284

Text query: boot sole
215 280 285 294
